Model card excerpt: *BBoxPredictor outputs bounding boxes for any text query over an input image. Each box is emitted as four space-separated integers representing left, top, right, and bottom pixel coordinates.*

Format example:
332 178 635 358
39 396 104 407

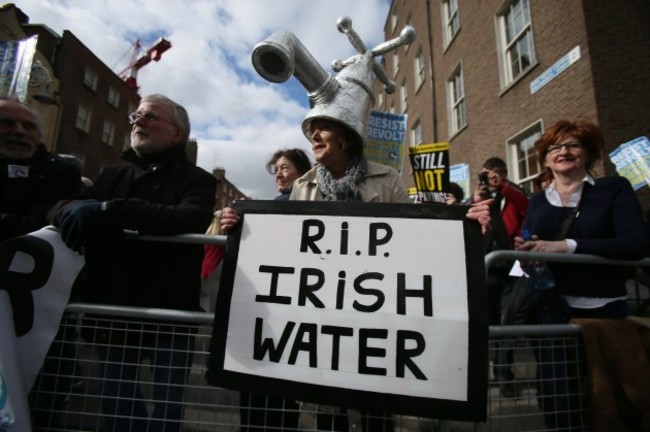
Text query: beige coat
289 160 410 203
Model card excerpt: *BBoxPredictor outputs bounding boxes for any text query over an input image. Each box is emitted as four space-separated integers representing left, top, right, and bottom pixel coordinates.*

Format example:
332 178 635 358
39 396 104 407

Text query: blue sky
18 0 392 198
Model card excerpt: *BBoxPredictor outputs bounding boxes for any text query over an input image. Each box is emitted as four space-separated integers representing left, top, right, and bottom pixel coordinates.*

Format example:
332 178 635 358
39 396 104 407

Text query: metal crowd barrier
26 235 650 431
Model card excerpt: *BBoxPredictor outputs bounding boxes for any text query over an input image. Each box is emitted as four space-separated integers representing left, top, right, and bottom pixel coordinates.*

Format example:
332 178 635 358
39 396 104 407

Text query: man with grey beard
50 94 216 432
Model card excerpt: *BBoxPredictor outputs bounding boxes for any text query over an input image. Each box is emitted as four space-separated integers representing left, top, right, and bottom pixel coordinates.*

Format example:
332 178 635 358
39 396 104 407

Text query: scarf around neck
316 157 368 201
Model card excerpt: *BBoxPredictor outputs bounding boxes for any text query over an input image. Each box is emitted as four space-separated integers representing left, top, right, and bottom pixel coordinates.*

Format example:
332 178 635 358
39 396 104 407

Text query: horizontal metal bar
65 302 214 323
485 249 650 272
123 230 227 246
64 303 586 336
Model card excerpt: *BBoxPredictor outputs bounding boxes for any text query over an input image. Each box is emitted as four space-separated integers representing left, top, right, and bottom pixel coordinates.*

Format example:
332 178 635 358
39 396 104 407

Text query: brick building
2 4 250 206
26 27 142 178
377 0 650 210
1 4 204 181
212 168 247 210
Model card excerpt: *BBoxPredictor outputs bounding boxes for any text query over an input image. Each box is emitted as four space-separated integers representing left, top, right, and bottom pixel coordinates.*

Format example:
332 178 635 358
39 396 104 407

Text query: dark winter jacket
55 146 216 313
1 144 82 241
523 176 648 299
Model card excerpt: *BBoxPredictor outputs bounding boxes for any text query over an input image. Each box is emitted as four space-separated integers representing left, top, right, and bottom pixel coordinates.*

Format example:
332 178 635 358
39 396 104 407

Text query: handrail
485 249 650 273
123 230 227 246
117 232 650 267
63 302 585 337
65 302 214 323
114 232 650 270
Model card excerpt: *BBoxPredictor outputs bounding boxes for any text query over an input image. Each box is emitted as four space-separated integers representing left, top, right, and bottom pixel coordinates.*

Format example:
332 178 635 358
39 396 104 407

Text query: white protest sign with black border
208 201 488 422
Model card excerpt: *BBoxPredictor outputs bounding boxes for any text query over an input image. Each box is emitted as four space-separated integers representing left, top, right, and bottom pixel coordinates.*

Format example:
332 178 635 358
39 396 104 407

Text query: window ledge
498 61 539 97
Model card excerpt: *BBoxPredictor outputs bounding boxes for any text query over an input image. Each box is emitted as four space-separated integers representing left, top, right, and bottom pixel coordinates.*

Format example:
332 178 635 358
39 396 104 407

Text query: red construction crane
118 37 172 92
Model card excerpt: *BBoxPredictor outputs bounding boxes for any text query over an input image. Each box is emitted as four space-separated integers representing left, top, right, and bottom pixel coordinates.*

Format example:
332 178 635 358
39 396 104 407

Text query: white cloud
18 0 391 199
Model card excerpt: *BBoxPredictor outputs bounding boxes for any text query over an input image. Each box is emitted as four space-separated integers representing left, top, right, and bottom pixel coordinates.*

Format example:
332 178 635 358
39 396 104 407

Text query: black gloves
58 200 114 252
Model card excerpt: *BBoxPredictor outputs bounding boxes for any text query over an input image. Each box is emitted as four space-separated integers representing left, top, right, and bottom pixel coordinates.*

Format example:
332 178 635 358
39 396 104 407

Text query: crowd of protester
2 93 648 431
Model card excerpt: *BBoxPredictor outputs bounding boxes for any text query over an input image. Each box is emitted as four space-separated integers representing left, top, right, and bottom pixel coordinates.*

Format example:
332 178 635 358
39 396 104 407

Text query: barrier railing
26 234 650 431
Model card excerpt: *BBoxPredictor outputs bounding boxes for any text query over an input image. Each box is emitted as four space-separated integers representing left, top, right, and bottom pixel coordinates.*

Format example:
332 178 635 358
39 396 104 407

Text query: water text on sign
249 217 437 379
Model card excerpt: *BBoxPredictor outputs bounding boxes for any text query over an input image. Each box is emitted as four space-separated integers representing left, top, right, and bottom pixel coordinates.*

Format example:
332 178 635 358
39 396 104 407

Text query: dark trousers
487 267 515 381
535 300 628 431
29 315 78 431
97 333 195 432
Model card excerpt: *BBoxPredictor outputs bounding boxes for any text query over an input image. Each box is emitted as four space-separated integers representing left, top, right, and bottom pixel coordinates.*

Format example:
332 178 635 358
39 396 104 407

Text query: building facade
2 4 250 206
23 25 141 179
212 168 248 210
378 0 650 210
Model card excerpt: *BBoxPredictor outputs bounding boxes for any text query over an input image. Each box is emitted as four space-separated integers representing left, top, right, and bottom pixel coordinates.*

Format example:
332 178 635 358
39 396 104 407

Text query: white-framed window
83 67 98 90
392 52 400 77
414 47 425 89
411 119 422 146
108 86 120 108
75 104 92 132
496 0 536 87
102 120 115 146
400 79 408 112
442 0 460 47
391 10 399 32
447 64 466 135
507 120 543 192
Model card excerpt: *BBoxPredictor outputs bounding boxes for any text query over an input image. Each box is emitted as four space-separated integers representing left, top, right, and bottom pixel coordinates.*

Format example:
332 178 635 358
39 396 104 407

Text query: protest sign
366 110 407 173
0 227 84 431
208 200 488 421
450 163 470 203
0 36 38 102
609 136 650 190
408 142 450 203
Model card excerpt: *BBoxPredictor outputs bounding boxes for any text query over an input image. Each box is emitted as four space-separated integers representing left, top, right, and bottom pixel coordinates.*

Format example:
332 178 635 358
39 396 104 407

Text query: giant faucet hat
252 16 415 146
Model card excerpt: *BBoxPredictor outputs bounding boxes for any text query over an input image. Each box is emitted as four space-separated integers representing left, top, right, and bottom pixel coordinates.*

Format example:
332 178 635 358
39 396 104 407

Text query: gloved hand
58 200 112 252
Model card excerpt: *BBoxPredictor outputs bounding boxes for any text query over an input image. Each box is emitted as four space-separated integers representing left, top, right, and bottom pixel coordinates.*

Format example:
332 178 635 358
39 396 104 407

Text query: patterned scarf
316 157 368 201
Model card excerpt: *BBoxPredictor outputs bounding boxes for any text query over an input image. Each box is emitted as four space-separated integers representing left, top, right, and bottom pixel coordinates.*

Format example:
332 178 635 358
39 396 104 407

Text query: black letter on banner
300 219 324 254
256 265 294 304
298 268 325 307
358 328 388 376
0 235 54 336
396 330 427 380
368 222 392 256
353 272 384 313
288 323 317 367
322 325 354 370
397 273 433 317
253 317 295 362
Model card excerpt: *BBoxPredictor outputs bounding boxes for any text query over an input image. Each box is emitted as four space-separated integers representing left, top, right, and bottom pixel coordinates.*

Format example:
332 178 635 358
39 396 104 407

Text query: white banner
209 201 488 421
225 213 470 399
0 227 84 431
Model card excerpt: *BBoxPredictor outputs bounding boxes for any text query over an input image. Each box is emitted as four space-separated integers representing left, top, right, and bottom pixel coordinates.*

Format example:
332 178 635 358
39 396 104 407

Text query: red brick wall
381 0 650 210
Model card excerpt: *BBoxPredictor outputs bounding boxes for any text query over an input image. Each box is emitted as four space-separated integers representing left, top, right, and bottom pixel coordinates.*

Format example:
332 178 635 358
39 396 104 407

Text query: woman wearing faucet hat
223 16 493 430
221 114 493 431
290 117 408 203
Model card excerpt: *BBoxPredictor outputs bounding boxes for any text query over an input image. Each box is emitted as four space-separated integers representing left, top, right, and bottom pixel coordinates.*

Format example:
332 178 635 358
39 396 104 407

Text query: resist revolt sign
208 201 487 421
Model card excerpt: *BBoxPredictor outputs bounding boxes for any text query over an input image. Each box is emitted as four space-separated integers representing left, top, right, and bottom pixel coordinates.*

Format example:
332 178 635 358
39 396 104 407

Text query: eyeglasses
0 118 39 132
128 111 177 126
269 164 297 175
547 142 582 154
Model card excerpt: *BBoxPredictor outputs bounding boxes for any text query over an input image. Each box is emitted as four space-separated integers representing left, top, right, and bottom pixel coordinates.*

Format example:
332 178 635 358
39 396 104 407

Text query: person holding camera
472 157 529 398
